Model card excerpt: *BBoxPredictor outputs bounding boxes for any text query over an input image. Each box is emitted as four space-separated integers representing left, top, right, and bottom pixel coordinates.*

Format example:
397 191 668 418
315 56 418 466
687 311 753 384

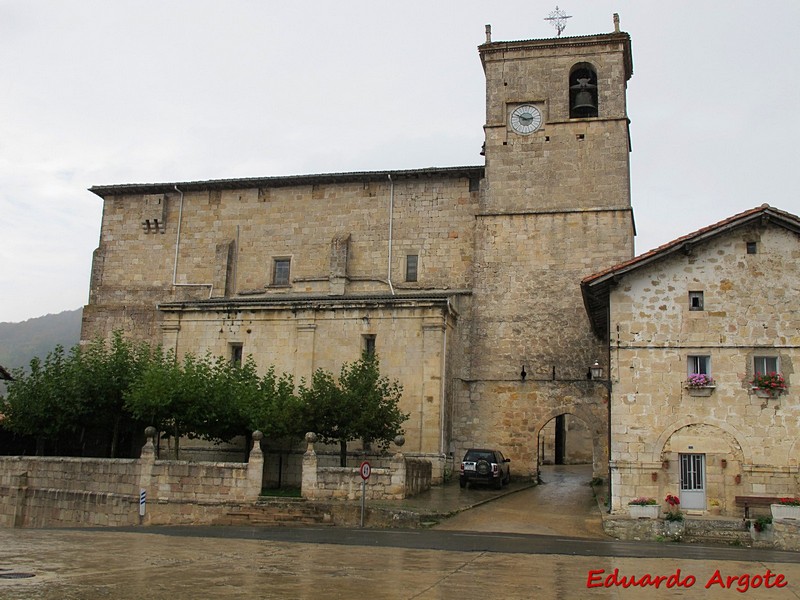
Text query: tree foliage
299 353 407 466
2 334 407 467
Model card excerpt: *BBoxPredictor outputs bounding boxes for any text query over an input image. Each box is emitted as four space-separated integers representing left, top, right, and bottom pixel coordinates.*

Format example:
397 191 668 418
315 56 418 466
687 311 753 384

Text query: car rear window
464 451 494 462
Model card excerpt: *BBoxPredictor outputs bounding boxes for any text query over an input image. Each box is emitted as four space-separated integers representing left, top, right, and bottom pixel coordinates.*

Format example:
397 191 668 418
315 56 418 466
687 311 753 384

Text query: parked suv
459 448 511 489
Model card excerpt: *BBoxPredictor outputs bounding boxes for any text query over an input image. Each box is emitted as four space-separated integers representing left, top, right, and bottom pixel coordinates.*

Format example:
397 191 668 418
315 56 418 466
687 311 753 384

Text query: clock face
510 104 542 134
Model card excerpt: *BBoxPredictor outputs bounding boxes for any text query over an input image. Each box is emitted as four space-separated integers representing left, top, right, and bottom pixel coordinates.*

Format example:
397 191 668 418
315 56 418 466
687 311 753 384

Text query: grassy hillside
0 308 83 374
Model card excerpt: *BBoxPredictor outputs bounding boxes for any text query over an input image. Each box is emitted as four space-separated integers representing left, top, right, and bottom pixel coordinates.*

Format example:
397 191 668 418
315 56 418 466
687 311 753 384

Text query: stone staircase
216 498 334 527
681 517 752 546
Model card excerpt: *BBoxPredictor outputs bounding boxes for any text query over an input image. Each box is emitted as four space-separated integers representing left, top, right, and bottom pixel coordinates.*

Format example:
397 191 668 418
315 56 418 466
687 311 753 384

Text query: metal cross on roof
544 5 572 37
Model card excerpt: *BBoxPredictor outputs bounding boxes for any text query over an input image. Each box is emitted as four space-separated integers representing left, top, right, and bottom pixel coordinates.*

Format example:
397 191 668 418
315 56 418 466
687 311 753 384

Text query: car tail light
460 463 464 474
492 463 499 474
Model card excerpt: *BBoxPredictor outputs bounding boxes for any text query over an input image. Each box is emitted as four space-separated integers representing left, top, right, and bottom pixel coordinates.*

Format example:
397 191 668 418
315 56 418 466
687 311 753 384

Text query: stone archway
533 405 606 480
657 421 747 516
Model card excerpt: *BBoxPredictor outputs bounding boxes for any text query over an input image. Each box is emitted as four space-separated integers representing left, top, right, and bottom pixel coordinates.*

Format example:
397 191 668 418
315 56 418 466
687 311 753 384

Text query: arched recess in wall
569 62 599 118
532 405 605 477
652 418 749 465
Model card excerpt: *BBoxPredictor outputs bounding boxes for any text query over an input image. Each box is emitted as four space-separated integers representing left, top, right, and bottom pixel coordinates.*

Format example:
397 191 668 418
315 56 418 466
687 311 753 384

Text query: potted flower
708 498 722 516
771 497 800 520
686 373 716 396
748 515 774 543
628 496 659 519
662 494 684 538
751 372 787 398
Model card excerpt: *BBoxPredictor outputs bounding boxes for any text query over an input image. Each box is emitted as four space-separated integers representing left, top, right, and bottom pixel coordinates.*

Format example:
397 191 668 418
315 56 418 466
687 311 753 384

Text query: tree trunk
339 439 347 467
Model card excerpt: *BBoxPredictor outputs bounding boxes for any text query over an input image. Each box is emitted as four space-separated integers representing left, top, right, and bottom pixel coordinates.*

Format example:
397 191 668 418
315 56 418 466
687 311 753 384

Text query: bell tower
479 21 634 213
459 19 636 479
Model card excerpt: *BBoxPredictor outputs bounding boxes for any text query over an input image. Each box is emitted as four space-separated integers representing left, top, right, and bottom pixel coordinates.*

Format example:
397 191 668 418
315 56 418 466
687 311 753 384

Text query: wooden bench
734 496 781 519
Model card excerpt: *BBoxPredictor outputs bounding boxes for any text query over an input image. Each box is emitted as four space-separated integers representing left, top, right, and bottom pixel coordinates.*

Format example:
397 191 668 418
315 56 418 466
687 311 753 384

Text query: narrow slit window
230 343 243 367
363 334 376 357
406 255 419 282
746 241 758 255
689 291 704 311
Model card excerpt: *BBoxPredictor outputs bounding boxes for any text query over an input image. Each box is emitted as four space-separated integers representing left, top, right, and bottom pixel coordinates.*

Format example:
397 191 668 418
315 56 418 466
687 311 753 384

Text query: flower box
686 386 715 397
628 504 660 519
753 387 783 399
771 504 800 520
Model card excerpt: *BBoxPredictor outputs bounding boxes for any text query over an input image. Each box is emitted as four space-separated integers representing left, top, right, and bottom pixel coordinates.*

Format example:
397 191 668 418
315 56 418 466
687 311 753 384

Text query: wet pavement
3 465 800 598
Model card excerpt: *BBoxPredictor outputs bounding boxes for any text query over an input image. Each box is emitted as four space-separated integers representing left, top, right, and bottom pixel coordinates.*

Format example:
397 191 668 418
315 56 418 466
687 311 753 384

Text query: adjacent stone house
582 205 800 515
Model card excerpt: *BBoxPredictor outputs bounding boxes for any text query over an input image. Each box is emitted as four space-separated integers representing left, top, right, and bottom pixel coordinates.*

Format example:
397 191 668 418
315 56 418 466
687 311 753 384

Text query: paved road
3 465 800 598
435 464 606 538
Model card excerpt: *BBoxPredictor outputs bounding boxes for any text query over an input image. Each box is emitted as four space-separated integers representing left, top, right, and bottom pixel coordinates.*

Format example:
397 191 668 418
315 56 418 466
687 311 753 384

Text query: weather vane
545 6 572 37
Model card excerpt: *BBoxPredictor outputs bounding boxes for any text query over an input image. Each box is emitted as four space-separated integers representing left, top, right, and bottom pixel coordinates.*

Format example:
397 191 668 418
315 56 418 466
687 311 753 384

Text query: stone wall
301 440 431 501
0 430 264 528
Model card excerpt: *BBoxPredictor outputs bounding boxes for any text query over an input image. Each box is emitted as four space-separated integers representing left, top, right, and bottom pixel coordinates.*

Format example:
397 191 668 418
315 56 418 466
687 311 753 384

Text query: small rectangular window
406 255 418 282
689 291 704 311
230 343 243 367
273 258 291 286
688 355 710 376
363 334 376 357
746 241 758 255
754 356 779 376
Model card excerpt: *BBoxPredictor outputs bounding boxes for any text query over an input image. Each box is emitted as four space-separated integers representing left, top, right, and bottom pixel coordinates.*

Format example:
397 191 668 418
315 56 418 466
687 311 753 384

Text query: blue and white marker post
139 488 146 524
359 461 371 528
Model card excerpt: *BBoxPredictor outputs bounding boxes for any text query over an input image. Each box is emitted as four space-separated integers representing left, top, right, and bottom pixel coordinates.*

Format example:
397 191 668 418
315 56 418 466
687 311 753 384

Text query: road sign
359 461 371 480
139 488 146 517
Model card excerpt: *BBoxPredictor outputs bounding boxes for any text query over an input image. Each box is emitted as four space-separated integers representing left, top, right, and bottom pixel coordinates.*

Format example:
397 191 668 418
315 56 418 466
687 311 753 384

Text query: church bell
572 89 596 111
570 77 597 112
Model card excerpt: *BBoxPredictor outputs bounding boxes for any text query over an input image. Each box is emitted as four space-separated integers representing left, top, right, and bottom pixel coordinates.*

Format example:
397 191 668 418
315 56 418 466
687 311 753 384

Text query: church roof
581 204 800 337
89 165 485 197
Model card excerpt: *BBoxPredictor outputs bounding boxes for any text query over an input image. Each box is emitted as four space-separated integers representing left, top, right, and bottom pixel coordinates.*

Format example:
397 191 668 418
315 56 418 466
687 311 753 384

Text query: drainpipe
172 185 213 298
386 174 395 295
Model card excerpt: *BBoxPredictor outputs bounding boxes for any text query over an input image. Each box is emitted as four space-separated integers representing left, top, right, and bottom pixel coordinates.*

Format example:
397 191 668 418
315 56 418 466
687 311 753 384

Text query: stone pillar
389 435 407 499
246 431 264 499
137 427 157 523
295 316 317 379
420 316 446 453
301 432 318 499
13 472 28 528
161 318 181 354
329 234 350 295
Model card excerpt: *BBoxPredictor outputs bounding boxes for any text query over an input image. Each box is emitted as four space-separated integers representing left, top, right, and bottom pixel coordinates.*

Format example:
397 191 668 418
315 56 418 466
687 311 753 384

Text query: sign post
359 461 371 528
139 488 146 524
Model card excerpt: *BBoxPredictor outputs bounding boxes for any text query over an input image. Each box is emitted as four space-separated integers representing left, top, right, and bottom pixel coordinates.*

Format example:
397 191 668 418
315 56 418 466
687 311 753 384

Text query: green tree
1 345 85 454
299 353 407 467
73 332 154 457
125 348 216 459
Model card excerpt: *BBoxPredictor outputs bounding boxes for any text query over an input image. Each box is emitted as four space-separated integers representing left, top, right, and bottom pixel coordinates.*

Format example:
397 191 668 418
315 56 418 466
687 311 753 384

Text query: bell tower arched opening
569 62 599 118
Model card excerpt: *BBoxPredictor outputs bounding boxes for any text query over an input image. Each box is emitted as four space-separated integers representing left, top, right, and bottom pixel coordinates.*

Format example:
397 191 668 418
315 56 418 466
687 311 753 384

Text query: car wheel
476 460 491 475
459 477 466 489
504 469 511 485
494 477 502 490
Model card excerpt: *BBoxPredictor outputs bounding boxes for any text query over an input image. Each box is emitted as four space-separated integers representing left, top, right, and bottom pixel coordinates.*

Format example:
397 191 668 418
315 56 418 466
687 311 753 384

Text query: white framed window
688 355 711 376
754 355 779 376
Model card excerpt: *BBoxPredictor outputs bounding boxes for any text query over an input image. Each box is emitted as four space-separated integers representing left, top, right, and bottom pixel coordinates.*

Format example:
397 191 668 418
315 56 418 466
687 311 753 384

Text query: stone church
83 19 635 483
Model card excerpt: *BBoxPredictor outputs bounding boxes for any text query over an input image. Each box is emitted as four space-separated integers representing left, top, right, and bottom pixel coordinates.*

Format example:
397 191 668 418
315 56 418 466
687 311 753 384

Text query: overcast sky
2 1 799 324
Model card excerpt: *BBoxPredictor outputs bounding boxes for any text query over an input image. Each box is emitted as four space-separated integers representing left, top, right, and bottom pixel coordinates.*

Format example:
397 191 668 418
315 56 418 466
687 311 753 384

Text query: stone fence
0 428 264 528
0 430 432 527
300 433 432 501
